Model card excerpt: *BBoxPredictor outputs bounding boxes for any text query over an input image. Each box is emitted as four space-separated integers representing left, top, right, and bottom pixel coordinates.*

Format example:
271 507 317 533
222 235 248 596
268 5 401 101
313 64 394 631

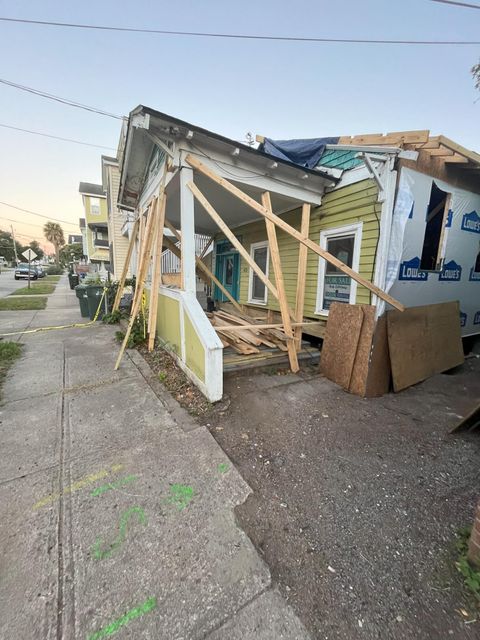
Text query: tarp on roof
260 137 339 169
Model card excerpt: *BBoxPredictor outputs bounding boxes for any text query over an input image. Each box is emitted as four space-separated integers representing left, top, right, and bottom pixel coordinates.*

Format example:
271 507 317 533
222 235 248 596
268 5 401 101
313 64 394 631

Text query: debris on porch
207 308 320 373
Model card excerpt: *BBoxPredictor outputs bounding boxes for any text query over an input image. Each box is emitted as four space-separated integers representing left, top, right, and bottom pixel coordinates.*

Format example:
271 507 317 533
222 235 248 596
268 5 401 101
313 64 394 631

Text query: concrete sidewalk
0 275 308 639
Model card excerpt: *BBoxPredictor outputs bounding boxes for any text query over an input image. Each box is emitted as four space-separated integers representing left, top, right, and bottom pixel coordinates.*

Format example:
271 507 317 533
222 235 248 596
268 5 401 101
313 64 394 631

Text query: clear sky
0 0 478 251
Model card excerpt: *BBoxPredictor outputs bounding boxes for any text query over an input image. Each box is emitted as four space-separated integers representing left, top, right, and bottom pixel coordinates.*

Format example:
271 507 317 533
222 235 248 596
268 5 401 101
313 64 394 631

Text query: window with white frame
248 241 269 304
315 222 362 314
90 197 101 215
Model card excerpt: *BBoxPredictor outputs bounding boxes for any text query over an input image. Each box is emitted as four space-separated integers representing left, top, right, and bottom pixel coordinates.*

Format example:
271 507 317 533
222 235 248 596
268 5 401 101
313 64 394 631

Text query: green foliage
456 527 480 603
28 240 44 260
0 341 22 397
84 274 103 285
60 242 83 267
0 229 26 263
46 265 64 275
114 311 147 348
0 297 47 310
158 371 167 382
43 221 65 265
102 310 122 325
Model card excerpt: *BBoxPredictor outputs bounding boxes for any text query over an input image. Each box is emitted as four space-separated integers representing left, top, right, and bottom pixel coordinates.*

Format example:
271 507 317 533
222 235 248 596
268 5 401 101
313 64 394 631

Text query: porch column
180 164 196 293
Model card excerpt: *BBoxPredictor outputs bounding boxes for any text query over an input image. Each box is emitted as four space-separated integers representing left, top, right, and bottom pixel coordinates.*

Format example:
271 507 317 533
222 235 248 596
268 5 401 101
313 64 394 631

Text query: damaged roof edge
118 105 338 209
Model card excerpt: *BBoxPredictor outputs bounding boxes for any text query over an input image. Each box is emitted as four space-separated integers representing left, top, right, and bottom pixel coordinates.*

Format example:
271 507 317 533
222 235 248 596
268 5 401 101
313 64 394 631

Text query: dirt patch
137 343 214 417
205 359 480 639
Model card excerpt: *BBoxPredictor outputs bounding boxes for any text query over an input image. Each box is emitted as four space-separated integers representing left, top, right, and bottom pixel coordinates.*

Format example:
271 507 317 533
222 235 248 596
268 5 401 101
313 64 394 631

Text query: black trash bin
74 284 89 318
85 285 107 321
69 273 79 290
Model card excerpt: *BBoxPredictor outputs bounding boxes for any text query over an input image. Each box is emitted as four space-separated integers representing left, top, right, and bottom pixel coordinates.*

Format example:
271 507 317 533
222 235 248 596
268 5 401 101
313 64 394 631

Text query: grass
0 341 22 396
0 297 47 310
10 282 56 296
45 275 61 282
455 527 480 615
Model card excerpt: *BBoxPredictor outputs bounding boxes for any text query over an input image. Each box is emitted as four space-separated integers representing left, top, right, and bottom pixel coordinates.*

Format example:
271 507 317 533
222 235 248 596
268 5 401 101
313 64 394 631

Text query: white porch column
180 164 196 293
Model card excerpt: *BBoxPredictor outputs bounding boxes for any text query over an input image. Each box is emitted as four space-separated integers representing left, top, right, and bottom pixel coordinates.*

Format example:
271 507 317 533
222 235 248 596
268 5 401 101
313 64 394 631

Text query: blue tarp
260 137 340 170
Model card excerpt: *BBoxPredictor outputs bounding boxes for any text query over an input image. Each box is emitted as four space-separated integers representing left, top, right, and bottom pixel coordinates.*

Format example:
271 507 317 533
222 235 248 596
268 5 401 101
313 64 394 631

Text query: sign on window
322 235 354 309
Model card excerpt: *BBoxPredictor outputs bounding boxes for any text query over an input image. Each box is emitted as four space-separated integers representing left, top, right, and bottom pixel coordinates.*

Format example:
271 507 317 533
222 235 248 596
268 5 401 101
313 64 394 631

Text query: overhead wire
0 16 479 45
428 0 480 8
0 77 124 120
0 201 80 227
0 123 116 150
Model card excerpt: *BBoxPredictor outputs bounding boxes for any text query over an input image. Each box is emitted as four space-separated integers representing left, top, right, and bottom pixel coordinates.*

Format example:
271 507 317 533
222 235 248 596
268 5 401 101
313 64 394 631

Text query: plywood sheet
387 301 464 392
320 303 365 390
349 306 376 396
364 315 391 397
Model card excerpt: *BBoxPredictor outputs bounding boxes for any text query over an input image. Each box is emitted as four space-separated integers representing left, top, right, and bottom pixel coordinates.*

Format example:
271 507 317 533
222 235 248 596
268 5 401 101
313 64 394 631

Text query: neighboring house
68 234 83 244
78 182 110 270
101 155 131 277
116 105 480 401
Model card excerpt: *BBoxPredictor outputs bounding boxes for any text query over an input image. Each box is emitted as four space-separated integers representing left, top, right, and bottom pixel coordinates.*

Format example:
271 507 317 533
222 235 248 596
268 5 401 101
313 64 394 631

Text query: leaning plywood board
387 301 464 392
320 303 365 390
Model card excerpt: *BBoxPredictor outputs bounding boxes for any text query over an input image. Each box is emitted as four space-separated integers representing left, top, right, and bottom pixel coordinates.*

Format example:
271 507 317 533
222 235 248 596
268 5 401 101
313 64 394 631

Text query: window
420 182 451 271
248 241 269 304
315 223 362 314
90 197 101 215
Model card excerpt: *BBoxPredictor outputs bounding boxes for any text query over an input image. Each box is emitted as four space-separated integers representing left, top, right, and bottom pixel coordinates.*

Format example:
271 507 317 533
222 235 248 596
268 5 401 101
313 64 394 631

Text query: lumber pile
208 309 289 355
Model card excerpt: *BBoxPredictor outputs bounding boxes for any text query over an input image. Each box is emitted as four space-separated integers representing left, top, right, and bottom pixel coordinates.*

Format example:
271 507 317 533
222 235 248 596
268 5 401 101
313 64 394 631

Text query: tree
28 240 44 260
59 242 83 267
0 229 25 264
473 61 480 91
43 222 65 265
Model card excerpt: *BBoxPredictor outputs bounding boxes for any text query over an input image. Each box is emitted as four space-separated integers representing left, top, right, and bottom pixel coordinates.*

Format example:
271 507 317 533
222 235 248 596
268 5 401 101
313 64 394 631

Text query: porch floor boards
223 342 320 374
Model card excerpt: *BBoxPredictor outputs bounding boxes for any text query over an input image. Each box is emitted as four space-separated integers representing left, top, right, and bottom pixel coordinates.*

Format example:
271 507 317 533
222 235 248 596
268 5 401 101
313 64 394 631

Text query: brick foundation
467 500 480 569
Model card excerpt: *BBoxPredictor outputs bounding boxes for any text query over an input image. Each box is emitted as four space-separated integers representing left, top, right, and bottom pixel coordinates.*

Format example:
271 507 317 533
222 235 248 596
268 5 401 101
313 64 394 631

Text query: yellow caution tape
0 286 108 337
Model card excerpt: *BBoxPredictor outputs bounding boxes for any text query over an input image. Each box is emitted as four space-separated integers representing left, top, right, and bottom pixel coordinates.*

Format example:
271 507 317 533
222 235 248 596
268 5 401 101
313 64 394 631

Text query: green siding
183 311 206 382
216 178 380 319
317 149 363 170
156 293 182 355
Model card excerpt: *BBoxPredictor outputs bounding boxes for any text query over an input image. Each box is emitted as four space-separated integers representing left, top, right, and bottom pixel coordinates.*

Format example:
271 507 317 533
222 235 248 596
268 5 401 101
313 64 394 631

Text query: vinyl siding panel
107 164 131 276
216 178 380 321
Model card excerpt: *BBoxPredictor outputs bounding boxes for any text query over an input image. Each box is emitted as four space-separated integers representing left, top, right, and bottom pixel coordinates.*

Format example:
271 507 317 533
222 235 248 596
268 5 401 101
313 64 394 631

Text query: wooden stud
199 236 214 260
294 203 310 350
147 195 167 350
213 321 316 331
262 192 299 373
185 154 405 312
112 217 139 312
115 196 160 370
443 154 470 164
187 180 295 320
163 219 244 313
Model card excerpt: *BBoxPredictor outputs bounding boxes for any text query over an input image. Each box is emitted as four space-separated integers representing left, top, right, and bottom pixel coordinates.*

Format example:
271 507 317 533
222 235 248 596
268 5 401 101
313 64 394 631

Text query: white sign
323 275 351 310
21 248 37 261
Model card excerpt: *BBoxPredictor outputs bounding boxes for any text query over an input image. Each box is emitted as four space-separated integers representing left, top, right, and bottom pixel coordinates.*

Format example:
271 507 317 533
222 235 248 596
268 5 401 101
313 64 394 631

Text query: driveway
207 357 480 639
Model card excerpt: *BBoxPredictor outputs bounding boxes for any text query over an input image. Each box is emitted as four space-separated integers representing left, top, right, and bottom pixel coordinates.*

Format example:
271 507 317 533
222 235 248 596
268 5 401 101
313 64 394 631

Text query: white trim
315 222 363 316
248 240 269 305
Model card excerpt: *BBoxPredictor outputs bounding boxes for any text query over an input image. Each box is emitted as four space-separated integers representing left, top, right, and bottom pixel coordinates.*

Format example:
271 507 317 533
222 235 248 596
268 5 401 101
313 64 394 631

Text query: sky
0 0 478 252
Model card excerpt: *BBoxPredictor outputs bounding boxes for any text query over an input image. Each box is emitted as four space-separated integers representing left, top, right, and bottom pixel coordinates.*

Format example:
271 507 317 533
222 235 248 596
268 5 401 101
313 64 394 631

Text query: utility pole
10 225 18 265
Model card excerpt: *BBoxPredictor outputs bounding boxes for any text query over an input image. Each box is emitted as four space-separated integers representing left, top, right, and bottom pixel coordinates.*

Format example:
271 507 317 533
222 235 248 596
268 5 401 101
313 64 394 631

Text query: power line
0 77 124 119
429 0 480 8
0 201 79 227
0 123 116 150
0 16 479 45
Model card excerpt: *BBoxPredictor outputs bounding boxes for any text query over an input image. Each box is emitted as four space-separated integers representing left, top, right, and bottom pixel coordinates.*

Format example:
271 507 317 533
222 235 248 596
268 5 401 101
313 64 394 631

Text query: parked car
35 265 46 278
14 263 38 280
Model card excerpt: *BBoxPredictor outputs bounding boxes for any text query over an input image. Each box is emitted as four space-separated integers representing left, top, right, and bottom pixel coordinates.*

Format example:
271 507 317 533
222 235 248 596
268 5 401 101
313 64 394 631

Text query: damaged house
115 106 480 401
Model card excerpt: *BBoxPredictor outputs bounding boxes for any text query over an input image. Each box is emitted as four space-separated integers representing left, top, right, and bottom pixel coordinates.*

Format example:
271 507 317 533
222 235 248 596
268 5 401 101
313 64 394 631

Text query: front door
215 251 240 302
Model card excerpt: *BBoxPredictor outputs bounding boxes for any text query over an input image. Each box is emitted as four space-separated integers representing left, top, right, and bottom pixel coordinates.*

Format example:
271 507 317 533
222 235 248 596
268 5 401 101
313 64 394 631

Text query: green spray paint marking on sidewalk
87 596 156 640
92 506 147 560
90 475 138 498
168 484 194 511
217 462 229 474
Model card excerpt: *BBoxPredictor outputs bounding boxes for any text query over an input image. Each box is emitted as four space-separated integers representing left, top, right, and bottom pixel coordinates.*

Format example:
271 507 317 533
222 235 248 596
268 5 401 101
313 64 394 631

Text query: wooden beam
199 236 214 260
185 154 405 312
443 154 470 164
187 180 296 321
112 218 139 312
147 195 166 350
163 219 244 313
115 196 160 370
213 321 317 331
256 135 265 144
262 192 299 373
294 203 310 350
427 147 454 157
